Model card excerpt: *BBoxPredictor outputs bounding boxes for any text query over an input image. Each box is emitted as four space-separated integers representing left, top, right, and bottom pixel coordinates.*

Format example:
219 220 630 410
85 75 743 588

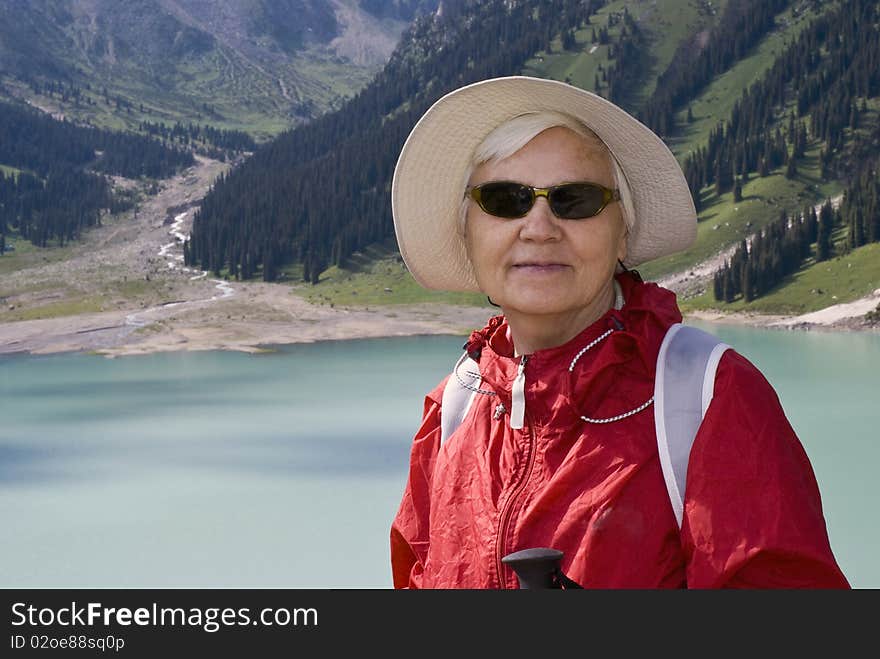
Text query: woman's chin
500 295 575 318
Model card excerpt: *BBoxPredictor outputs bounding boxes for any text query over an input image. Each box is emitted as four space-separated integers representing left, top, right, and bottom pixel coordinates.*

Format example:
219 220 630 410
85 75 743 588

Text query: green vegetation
639 0 874 292
0 267 194 321
523 0 726 108
669 2 834 160
1 99 192 250
635 0 729 104
104 278 153 300
0 237 74 275
0 278 70 299
520 1 620 91
638 154 844 283
681 241 880 315
0 292 104 322
300 243 489 309
1 75 286 143
0 272 107 322
0 38 378 143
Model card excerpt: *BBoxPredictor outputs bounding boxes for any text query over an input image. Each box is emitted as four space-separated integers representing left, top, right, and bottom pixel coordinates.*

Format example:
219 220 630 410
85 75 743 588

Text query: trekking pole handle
501 547 582 589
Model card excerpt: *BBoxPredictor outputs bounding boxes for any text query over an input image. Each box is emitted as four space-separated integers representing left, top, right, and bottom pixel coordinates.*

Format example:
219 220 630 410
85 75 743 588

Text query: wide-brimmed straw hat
391 76 697 292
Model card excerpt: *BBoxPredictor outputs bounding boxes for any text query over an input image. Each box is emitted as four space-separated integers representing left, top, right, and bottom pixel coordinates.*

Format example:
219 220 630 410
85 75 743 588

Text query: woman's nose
518 197 562 242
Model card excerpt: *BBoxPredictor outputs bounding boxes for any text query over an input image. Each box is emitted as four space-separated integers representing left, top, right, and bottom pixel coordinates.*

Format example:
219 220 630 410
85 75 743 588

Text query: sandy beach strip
686 288 880 333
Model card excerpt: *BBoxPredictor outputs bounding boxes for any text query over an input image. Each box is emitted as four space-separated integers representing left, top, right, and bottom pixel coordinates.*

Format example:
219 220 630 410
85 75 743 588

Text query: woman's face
464 126 628 327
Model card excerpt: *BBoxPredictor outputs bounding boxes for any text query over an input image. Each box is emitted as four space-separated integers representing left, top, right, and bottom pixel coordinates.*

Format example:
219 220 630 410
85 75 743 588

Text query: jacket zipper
496 355 537 588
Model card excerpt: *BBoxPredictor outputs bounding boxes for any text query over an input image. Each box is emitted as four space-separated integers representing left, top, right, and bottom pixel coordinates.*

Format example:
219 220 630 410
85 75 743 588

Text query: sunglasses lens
549 183 607 219
476 182 533 218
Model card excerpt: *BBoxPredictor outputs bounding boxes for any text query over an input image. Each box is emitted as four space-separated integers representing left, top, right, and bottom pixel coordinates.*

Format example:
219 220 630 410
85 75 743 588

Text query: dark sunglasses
467 181 620 220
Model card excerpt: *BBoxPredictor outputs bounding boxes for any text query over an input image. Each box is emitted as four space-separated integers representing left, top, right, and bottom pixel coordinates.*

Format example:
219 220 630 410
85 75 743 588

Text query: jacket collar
464 272 683 392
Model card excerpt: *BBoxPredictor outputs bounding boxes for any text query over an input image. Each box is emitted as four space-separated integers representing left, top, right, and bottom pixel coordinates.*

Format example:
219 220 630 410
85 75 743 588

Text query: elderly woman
389 76 848 589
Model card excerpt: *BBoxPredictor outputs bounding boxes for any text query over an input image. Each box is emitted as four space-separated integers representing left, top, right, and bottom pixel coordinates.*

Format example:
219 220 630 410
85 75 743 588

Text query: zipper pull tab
510 355 528 430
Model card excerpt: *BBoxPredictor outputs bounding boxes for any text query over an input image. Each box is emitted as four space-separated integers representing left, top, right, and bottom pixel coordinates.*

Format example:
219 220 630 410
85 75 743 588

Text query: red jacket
390 273 850 588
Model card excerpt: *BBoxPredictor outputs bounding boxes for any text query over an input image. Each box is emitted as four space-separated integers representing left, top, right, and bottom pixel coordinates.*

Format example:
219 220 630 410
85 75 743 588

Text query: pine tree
816 200 834 261
723 269 735 303
742 263 753 302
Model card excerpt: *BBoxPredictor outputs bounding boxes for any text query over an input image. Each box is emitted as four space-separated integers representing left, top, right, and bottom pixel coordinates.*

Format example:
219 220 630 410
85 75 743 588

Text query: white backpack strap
654 323 731 528
440 352 483 445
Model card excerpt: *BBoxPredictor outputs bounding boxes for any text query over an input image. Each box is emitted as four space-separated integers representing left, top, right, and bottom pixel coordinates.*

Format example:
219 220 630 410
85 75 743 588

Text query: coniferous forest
710 0 880 301
637 0 791 138
683 0 880 209
0 100 195 249
714 117 880 303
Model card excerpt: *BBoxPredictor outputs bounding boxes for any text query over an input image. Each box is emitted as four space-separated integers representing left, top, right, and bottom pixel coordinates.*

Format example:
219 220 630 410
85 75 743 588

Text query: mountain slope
0 0 437 138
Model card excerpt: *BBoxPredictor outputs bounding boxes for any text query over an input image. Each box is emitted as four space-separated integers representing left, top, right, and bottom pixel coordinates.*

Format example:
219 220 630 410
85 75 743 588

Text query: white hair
459 111 635 237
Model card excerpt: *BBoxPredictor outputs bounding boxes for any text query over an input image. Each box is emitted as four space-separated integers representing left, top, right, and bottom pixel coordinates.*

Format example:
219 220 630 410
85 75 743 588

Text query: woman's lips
511 263 569 273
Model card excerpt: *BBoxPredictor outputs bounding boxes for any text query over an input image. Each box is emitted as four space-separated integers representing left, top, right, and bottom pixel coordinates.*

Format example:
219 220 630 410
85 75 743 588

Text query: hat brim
391 76 697 292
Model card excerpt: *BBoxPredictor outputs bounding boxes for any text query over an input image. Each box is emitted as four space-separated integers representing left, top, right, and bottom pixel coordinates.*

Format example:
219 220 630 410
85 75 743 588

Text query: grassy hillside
681 241 880 315
0 49 375 142
523 0 728 110
0 0 407 142
668 1 833 160
636 137 848 284
288 240 489 309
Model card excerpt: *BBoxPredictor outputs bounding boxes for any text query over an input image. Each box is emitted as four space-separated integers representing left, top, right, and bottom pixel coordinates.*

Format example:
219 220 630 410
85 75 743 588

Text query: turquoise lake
1 322 877 588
